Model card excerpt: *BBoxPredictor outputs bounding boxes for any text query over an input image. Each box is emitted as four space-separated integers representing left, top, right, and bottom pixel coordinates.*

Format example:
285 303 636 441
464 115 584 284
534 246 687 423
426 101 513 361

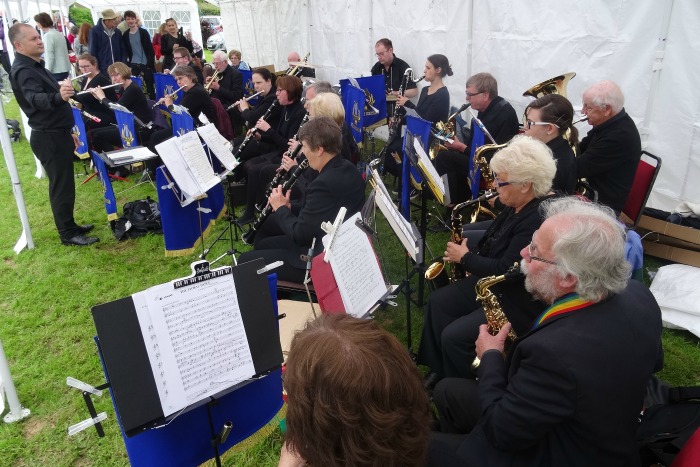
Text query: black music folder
92 259 282 437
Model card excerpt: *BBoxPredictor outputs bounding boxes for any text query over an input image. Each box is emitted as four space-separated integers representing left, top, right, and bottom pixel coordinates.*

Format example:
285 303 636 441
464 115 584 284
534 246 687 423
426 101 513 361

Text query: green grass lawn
0 93 698 466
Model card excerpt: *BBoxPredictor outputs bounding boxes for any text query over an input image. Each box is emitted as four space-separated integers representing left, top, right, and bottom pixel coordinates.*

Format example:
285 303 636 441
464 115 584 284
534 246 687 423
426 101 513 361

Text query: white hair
490 135 557 197
542 197 631 301
212 50 228 63
585 80 624 114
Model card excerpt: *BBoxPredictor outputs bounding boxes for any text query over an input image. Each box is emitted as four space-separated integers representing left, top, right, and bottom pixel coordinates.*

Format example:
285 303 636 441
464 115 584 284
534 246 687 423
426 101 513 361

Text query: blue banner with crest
468 119 485 200
171 107 195 136
91 151 118 221
71 107 89 160
240 70 259 106
114 108 138 147
154 73 184 104
401 115 431 218
339 75 386 130
341 84 364 143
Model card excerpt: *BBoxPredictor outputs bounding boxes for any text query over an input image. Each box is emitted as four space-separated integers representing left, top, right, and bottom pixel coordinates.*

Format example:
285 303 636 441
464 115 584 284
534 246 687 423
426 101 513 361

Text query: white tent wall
219 0 699 211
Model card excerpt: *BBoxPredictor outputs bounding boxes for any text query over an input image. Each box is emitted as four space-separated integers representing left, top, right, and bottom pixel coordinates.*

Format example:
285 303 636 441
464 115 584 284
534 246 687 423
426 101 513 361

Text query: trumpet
429 103 471 159
227 91 263 111
204 68 222 93
152 85 186 108
287 52 310 77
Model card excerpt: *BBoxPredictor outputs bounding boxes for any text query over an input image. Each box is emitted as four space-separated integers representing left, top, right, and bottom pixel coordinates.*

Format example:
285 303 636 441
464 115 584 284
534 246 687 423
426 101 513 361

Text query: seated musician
237 116 364 283
166 47 204 84
428 197 663 467
72 53 117 131
205 50 243 115
577 80 641 214
237 90 354 226
234 75 306 179
147 65 217 159
228 49 250 71
522 93 578 194
385 53 453 177
371 38 418 98
279 314 431 467
231 67 281 130
432 72 519 210
287 50 315 78
89 61 152 155
418 136 556 389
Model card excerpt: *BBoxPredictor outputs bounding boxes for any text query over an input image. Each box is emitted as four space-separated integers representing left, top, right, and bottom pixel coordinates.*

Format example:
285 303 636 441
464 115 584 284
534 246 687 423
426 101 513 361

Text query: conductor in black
8 23 98 246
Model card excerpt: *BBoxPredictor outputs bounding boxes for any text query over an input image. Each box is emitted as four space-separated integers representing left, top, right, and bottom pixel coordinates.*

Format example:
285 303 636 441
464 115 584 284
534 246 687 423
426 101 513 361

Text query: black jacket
547 137 576 194
576 109 641 212
474 96 520 146
122 27 155 70
211 65 243 108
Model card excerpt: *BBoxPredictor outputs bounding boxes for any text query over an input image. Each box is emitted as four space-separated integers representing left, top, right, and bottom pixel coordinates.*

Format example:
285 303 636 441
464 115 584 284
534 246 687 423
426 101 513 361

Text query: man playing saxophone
418 136 556 390
428 197 663 467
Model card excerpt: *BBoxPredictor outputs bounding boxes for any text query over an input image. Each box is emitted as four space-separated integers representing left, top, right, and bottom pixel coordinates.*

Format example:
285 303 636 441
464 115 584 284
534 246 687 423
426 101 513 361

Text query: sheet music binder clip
321 207 347 263
173 260 232 289
66 376 110 437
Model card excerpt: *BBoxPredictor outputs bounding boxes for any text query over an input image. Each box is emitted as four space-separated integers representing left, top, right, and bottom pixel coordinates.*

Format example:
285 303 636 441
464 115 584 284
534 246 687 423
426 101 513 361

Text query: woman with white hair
418 135 558 388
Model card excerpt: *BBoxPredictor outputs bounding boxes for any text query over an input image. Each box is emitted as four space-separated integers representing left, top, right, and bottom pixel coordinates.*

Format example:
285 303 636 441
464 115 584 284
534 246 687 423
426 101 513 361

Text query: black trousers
240 151 283 218
416 275 482 378
433 377 482 434
130 63 156 99
30 130 82 238
434 150 471 205
237 216 306 283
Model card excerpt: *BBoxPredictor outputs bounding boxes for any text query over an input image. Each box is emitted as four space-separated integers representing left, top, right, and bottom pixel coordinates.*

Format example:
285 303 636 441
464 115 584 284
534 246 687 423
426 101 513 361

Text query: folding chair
620 151 662 228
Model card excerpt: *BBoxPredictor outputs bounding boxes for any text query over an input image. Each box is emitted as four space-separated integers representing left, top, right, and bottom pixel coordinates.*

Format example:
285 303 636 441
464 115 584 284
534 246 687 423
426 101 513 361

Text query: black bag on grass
638 378 700 466
111 197 162 240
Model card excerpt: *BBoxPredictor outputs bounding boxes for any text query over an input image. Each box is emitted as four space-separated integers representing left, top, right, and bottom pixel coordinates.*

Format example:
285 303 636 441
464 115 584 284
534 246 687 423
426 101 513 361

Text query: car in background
201 16 223 32
207 32 226 51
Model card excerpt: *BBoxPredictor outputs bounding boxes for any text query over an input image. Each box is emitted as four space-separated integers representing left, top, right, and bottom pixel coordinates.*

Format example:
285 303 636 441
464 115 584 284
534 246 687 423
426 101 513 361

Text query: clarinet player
237 117 364 283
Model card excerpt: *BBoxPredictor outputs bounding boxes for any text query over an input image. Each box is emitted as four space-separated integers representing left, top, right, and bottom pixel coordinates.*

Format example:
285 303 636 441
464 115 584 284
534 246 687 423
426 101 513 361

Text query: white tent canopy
219 0 699 212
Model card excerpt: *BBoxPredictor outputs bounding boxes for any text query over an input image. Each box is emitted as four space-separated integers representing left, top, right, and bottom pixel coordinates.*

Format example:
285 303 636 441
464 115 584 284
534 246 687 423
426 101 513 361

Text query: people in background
228 49 250 71
33 12 71 81
89 9 126 75
122 10 156 99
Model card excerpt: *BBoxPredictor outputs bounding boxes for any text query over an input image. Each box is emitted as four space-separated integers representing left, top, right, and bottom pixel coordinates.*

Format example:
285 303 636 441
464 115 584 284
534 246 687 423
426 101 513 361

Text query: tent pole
466 0 474 79
0 339 31 423
640 0 674 149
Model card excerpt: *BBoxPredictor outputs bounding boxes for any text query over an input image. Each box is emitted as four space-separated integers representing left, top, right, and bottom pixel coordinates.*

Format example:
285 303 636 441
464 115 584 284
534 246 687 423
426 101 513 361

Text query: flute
152 86 187 108
227 91 263 110
68 72 90 82
68 99 101 123
76 83 121 95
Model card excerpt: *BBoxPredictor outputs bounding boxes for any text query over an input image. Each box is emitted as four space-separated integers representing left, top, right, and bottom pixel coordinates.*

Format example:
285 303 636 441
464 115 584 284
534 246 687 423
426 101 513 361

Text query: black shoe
423 372 441 392
61 234 99 246
427 223 450 233
78 224 94 234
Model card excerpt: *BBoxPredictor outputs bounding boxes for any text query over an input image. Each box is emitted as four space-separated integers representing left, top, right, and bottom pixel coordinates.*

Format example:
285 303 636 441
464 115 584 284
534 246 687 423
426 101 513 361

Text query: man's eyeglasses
525 119 558 130
527 242 558 265
375 50 390 57
174 56 187 60
466 91 484 98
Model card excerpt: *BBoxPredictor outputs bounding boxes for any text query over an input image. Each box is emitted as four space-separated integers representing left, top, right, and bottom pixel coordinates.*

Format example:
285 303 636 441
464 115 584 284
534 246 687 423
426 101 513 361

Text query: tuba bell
523 72 576 99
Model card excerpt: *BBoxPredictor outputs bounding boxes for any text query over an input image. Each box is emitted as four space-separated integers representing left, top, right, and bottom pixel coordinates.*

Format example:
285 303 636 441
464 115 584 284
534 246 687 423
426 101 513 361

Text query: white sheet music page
155 137 200 202
323 212 387 317
177 131 220 193
134 267 255 417
197 124 239 172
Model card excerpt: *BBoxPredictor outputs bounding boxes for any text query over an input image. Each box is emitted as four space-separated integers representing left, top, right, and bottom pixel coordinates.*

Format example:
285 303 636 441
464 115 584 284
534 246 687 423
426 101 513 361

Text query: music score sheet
133 267 255 417
324 212 388 317
197 123 240 173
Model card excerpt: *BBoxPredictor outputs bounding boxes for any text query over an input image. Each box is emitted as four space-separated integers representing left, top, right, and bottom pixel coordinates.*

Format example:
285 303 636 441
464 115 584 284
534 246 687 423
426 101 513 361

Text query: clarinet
256 113 310 211
231 99 279 160
242 158 309 245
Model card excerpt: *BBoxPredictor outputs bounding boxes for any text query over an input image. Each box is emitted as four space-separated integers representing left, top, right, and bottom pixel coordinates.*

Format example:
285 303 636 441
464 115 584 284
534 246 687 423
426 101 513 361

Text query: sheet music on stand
321 212 392 318
369 168 422 263
155 131 221 207
196 123 240 175
405 132 451 206
103 146 159 165
133 264 255 417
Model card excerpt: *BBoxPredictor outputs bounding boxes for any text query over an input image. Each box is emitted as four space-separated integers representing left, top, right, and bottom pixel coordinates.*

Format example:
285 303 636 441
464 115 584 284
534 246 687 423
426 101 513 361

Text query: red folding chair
621 151 662 228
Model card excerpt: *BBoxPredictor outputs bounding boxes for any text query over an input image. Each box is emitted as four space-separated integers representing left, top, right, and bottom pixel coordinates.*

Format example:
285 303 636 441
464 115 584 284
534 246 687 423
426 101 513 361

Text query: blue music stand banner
339 75 386 128
171 108 195 136
468 119 485 200
401 115 431 218
240 70 259 105
71 107 89 160
341 84 364 143
154 73 184 105
91 150 118 221
130 75 143 90
114 108 138 147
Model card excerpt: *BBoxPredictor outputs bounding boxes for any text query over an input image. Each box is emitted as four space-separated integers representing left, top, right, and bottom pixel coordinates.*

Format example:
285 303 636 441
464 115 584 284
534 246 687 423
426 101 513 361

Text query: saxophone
424 190 498 290
471 262 522 370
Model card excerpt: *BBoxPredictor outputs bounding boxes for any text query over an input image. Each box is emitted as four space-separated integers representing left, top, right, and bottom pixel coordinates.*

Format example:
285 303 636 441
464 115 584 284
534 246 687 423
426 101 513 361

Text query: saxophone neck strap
531 293 595 330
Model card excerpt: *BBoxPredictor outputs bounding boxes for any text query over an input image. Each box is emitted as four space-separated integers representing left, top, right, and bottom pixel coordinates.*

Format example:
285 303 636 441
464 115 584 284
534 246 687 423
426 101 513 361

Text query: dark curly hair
283 314 432 467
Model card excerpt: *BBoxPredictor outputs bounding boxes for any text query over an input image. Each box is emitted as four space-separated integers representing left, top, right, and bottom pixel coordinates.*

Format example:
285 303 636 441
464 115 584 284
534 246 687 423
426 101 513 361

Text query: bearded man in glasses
428 196 662 467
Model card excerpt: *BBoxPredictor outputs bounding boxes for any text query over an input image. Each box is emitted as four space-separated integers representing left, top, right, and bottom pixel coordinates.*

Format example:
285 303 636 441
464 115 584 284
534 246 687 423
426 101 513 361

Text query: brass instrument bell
523 72 576 99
